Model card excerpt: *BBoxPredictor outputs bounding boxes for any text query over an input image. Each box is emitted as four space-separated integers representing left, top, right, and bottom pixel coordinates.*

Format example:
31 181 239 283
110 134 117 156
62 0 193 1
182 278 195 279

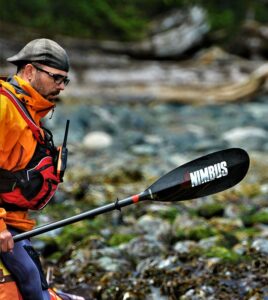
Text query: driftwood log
148 63 268 104
64 57 268 104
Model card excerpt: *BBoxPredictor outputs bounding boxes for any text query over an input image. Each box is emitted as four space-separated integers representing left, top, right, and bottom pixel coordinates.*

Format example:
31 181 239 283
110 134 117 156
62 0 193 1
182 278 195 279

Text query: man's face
30 63 69 102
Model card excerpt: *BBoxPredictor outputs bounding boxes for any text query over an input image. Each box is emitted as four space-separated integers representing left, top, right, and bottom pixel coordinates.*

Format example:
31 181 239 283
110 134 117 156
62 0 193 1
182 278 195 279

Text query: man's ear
23 64 35 82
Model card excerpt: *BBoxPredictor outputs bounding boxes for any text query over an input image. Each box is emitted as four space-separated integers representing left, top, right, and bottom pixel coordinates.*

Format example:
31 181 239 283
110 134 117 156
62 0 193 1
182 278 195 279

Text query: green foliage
208 10 235 31
0 0 160 40
1 1 268 42
197 0 268 39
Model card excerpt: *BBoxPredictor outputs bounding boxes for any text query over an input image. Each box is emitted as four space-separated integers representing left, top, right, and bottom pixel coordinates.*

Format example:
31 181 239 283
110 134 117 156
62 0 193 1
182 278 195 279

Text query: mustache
51 91 60 96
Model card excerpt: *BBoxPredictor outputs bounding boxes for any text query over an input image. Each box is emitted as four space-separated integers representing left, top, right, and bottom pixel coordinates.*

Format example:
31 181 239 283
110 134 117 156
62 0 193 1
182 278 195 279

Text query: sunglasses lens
64 78 70 86
54 75 70 86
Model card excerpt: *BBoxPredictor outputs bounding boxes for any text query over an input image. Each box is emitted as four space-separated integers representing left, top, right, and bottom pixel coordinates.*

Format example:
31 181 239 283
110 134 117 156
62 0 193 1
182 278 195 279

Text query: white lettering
189 171 199 187
221 161 228 176
190 161 228 187
200 168 209 184
208 165 216 180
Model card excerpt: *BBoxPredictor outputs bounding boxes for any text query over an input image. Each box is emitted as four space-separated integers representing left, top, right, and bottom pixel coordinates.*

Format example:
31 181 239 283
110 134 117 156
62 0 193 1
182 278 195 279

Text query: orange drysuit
0 75 55 232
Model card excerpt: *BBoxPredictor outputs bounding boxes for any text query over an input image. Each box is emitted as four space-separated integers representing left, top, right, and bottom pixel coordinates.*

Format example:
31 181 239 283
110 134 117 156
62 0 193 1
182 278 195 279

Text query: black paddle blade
143 148 249 202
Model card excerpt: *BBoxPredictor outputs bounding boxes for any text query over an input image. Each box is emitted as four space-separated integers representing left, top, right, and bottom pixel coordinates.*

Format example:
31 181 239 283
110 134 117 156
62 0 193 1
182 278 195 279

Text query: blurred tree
0 0 268 40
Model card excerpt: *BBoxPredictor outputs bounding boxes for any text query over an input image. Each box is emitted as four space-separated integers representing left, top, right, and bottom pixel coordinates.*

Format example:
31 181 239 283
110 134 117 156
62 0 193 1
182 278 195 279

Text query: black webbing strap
0 169 17 192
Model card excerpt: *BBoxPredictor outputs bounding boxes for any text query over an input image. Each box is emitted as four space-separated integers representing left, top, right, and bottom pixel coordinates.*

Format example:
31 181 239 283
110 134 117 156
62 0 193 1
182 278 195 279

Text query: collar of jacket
1 75 55 118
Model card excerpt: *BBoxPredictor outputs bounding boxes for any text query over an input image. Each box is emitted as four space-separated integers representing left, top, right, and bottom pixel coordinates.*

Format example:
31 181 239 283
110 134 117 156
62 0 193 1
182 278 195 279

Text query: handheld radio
57 120 70 182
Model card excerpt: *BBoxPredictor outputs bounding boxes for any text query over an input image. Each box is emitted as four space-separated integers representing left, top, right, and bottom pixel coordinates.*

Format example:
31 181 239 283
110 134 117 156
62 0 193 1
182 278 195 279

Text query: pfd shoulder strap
0 87 45 144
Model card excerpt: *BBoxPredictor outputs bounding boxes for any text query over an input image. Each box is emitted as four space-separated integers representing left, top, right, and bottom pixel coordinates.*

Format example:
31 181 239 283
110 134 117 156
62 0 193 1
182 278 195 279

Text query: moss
52 216 108 250
175 224 218 241
219 232 239 248
242 209 268 226
47 251 63 262
196 203 224 219
55 222 92 247
158 207 180 223
108 233 137 246
41 202 76 220
251 210 268 224
237 183 262 199
233 227 260 241
203 246 241 263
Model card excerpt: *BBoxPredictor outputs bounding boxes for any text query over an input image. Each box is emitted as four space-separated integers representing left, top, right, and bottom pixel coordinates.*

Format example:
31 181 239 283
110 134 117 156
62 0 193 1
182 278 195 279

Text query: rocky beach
32 88 268 300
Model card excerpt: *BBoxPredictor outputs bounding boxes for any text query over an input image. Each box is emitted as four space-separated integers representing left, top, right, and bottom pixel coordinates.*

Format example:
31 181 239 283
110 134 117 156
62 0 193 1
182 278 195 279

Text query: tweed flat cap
7 38 69 72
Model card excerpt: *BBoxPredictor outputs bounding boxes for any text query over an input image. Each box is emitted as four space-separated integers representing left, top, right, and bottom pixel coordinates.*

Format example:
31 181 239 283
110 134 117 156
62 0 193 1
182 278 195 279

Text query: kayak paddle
14 148 249 242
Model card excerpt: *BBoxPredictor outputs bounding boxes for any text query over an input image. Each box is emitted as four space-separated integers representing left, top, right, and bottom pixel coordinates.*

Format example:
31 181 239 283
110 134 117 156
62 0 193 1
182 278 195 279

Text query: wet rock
135 215 172 244
95 256 132 272
136 256 179 275
251 239 268 255
83 131 113 150
131 144 158 156
150 7 209 58
61 250 88 274
180 285 215 300
147 287 169 300
173 214 218 241
173 240 198 254
224 204 242 219
90 247 123 259
233 242 248 256
209 217 244 232
222 126 268 151
198 236 222 250
119 236 167 260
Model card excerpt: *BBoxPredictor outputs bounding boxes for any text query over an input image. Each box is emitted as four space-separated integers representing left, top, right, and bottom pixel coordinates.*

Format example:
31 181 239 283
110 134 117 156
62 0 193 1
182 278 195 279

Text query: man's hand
0 229 14 252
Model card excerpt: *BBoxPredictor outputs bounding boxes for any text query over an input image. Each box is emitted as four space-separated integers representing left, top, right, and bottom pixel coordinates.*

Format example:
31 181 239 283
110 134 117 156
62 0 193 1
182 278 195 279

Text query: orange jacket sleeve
0 207 7 231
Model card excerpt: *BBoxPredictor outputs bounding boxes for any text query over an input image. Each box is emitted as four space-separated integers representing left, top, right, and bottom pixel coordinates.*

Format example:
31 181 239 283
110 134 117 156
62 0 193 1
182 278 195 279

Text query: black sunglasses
32 63 70 86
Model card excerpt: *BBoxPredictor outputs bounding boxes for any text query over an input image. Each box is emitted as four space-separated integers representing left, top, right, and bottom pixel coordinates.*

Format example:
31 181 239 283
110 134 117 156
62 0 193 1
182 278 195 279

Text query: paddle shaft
13 193 145 242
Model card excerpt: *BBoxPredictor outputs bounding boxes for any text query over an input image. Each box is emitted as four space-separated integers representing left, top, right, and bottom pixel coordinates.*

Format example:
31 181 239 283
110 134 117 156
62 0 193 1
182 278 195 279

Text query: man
0 39 72 300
